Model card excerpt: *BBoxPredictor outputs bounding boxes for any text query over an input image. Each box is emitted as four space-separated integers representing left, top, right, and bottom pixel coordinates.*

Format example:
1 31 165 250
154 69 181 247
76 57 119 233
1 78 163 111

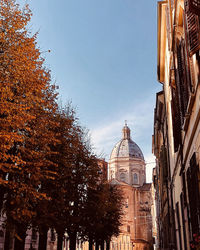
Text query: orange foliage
0 0 58 225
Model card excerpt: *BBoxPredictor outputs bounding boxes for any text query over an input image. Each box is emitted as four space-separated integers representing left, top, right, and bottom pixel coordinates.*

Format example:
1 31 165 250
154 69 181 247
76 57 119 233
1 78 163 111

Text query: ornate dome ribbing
110 124 144 160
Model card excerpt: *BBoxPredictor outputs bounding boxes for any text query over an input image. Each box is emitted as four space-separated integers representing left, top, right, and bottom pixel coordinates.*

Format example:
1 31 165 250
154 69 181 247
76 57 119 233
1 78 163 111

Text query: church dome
110 124 144 160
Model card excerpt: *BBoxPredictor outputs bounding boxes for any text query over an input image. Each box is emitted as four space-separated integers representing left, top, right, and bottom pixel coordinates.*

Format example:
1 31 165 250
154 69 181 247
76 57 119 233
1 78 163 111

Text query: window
176 41 190 121
180 193 187 250
120 173 126 182
133 173 138 184
125 198 128 208
185 0 200 55
171 87 182 152
127 225 130 233
176 202 182 250
187 153 200 237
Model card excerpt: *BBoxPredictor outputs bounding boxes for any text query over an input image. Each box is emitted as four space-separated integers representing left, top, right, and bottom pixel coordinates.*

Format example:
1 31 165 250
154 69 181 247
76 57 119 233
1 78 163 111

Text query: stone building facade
153 0 200 249
108 124 153 250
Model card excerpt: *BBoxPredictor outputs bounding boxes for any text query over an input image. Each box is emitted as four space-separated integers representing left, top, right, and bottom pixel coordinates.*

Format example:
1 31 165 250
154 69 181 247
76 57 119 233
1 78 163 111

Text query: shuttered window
181 172 187 205
185 0 200 55
171 87 182 152
187 153 200 237
188 0 200 15
176 41 190 122
180 193 188 250
176 202 183 250
160 146 168 181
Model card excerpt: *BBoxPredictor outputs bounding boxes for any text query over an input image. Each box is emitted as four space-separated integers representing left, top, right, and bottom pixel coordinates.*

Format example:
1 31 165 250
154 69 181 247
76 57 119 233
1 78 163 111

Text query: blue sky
20 0 161 181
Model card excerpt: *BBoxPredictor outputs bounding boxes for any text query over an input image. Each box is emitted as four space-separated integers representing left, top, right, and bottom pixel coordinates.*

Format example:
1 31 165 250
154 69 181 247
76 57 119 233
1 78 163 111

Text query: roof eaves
157 1 167 84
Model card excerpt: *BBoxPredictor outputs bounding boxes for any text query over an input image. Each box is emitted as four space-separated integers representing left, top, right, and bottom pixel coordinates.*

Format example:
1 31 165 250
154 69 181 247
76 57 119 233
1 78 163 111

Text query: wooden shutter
188 0 200 15
160 146 168 181
176 202 183 250
183 14 194 92
171 87 182 152
181 41 190 109
185 0 200 56
176 46 185 124
187 153 200 236
180 192 187 248
176 41 190 123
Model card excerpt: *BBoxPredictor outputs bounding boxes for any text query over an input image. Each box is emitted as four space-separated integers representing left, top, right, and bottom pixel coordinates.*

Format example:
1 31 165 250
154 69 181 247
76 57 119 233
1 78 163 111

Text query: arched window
120 173 126 182
133 173 138 184
125 198 128 208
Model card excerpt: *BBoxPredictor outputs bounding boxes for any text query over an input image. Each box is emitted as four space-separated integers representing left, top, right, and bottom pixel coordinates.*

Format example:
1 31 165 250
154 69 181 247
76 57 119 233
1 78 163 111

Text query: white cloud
90 96 155 159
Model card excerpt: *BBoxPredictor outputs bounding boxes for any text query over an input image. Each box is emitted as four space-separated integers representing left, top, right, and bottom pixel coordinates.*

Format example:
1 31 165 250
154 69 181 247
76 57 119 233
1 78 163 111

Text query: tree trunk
57 232 63 250
4 225 14 250
100 241 104 250
89 238 93 250
95 241 99 250
38 227 48 250
14 235 26 250
4 229 11 250
14 225 26 250
69 232 76 250
106 241 110 250
0 186 6 211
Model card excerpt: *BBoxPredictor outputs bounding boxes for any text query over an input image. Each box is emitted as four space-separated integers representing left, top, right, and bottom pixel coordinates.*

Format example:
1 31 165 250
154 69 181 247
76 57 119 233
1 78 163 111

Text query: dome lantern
122 121 131 140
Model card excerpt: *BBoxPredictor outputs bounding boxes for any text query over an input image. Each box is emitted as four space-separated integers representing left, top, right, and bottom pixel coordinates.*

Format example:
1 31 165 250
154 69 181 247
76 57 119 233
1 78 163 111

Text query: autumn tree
82 182 123 250
28 104 100 250
25 104 59 250
0 2 121 250
0 0 59 248
51 107 100 250
32 106 76 250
